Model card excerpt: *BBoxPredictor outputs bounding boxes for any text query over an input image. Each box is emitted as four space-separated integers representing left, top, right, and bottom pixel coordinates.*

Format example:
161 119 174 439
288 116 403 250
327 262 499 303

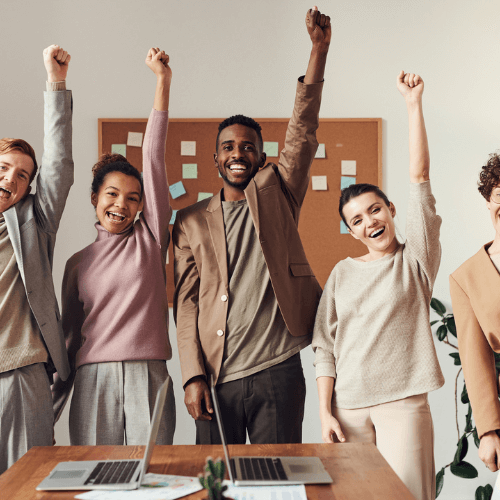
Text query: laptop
36 377 170 491
210 377 333 486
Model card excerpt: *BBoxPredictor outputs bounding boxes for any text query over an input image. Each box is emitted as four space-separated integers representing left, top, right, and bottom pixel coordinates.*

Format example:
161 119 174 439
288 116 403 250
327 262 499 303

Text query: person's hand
320 411 346 443
184 377 213 421
397 70 424 102
306 6 331 47
146 47 172 83
43 45 70 83
479 430 500 472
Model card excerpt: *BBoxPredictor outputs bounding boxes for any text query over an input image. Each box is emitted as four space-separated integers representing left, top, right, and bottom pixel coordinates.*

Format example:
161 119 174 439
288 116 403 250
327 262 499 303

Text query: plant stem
443 338 458 350
455 368 462 441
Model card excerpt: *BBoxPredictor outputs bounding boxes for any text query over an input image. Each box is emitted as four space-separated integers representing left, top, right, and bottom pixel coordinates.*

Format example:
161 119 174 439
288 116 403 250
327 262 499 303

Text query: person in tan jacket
450 154 500 472
173 7 329 444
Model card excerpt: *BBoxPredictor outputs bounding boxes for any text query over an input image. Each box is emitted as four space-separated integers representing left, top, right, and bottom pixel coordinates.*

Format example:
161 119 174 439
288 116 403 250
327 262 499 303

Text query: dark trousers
196 353 306 445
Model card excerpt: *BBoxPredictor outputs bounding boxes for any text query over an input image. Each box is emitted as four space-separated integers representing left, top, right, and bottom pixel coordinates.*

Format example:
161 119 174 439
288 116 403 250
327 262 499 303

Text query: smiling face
214 124 266 198
91 171 143 233
342 191 399 260
0 151 35 213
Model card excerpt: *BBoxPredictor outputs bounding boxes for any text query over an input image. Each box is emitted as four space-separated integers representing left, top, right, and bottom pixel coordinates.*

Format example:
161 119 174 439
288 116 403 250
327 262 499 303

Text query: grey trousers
69 360 175 446
0 363 53 474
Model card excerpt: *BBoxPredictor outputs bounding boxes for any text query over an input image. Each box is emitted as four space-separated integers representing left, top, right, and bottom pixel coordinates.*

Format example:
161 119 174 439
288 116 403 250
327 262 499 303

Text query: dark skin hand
184 376 213 420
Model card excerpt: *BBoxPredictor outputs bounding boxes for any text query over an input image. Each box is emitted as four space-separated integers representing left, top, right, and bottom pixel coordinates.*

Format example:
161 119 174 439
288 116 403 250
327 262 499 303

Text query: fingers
397 70 405 84
332 419 346 443
203 386 214 414
321 416 346 444
401 72 422 88
184 379 212 421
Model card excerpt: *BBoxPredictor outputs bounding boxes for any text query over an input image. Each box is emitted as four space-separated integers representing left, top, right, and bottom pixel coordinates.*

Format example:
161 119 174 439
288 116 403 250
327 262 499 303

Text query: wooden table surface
0 443 415 500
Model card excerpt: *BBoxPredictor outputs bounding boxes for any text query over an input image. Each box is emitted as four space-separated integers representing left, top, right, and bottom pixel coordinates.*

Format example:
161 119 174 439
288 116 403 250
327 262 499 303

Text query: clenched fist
306 6 331 47
43 45 70 83
146 47 172 83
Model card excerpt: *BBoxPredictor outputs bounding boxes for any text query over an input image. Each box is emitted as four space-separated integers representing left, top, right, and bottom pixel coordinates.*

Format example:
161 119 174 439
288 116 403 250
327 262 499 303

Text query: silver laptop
210 377 333 486
36 378 170 491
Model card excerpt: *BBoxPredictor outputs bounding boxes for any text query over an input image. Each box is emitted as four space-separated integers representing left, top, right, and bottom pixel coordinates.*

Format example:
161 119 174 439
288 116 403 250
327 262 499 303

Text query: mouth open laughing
0 187 12 199
369 227 385 239
106 211 126 223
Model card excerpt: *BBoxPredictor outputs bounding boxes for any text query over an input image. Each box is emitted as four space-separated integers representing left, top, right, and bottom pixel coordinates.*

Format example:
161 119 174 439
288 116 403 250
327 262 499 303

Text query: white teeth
0 187 12 193
370 228 384 238
229 165 246 171
107 212 125 220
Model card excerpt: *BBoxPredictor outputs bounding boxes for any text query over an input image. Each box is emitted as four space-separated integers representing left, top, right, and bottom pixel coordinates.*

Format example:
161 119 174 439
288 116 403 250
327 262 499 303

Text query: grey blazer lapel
206 192 228 288
4 208 25 283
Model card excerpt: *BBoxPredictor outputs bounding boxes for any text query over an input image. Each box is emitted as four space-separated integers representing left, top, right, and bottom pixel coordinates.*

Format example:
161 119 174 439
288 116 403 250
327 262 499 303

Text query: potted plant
198 457 231 500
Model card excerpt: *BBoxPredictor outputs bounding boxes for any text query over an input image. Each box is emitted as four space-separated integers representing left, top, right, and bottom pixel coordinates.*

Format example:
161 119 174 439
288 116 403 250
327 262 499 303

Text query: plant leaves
449 352 461 365
485 484 493 497
465 404 473 432
431 298 447 316
446 316 457 337
450 461 478 479
476 486 487 500
436 467 445 498
430 320 440 326
437 325 448 341
461 384 470 404
453 434 469 465
473 428 480 448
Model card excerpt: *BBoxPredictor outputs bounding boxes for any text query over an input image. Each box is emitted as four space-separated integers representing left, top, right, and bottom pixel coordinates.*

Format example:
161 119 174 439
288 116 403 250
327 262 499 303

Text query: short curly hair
478 151 500 200
215 115 263 151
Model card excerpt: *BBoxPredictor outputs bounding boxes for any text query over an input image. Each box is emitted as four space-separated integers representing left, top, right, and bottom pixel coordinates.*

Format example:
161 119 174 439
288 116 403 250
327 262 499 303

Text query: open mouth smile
106 211 126 223
227 162 249 173
0 187 12 199
369 227 385 239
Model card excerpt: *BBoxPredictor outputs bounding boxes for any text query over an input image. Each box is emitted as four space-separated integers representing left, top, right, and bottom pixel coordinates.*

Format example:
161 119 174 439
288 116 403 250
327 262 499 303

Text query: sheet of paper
127 132 143 148
75 473 203 500
263 141 279 157
181 141 196 156
182 164 197 179
341 221 350 234
169 181 186 200
198 192 213 202
111 144 126 156
315 143 326 158
341 160 356 175
341 176 356 190
312 175 327 191
169 210 178 225
225 484 307 500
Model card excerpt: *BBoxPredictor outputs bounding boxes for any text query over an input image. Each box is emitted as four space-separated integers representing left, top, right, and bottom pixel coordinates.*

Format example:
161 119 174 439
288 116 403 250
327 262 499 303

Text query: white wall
3 0 500 498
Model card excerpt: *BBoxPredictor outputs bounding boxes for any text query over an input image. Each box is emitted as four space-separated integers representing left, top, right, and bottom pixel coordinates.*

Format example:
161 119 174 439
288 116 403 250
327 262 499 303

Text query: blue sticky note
169 181 186 199
340 221 349 234
341 176 356 190
263 142 279 157
169 210 178 225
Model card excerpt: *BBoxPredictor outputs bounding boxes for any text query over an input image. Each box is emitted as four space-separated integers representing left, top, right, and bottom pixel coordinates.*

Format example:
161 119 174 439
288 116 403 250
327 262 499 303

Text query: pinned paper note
312 175 327 191
111 144 126 156
181 141 196 156
263 142 279 157
169 181 186 199
127 132 143 148
341 221 350 234
341 160 357 175
315 144 326 158
182 164 198 179
170 210 178 225
198 192 213 202
341 176 356 190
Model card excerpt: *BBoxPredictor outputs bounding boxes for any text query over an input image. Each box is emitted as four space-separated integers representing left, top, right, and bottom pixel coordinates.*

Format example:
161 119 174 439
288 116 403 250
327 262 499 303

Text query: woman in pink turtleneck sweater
52 48 175 445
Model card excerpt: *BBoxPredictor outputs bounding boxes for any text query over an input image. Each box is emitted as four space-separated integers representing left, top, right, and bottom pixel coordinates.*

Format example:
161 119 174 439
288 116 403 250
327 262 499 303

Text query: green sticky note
263 141 279 157
198 192 213 202
182 164 198 179
111 144 126 156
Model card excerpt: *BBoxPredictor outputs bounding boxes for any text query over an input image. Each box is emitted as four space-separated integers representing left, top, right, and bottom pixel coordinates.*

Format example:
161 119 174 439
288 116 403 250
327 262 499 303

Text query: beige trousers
333 393 435 500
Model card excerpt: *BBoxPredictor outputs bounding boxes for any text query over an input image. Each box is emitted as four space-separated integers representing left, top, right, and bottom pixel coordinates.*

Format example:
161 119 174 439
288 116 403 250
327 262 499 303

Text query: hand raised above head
397 70 424 101
306 6 331 47
146 47 172 82
43 45 71 83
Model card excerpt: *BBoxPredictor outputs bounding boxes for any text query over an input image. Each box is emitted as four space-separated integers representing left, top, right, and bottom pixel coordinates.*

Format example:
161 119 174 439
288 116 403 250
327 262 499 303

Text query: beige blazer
173 79 324 387
450 244 500 438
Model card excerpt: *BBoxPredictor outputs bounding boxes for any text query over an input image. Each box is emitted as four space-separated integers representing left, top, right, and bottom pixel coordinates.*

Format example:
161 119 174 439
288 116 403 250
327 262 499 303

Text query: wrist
405 97 423 110
47 74 65 83
311 42 330 55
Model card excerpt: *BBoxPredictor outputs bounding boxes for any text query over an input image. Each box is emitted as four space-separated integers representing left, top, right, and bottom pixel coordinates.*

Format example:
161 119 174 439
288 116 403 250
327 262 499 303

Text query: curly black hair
478 151 500 201
215 115 263 151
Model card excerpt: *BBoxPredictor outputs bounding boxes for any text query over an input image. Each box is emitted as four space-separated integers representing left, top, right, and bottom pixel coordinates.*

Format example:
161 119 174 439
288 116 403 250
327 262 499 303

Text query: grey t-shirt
218 199 309 383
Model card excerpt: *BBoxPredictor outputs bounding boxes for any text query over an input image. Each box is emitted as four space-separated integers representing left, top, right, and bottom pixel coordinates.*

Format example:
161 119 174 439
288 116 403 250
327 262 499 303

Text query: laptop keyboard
84 461 140 485
237 457 288 481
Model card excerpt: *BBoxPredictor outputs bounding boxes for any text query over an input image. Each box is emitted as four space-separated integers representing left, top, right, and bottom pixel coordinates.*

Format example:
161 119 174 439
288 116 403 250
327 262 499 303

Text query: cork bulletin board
98 117 382 304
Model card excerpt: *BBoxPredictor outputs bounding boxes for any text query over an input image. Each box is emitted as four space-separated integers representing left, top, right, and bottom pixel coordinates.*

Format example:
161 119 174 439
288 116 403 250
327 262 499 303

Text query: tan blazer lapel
206 192 228 287
245 178 260 237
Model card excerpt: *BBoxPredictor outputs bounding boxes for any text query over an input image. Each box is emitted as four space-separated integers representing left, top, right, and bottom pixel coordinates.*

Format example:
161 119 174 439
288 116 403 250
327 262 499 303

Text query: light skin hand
146 47 171 112
397 70 424 103
317 376 346 443
479 431 500 472
184 377 214 421
43 45 70 82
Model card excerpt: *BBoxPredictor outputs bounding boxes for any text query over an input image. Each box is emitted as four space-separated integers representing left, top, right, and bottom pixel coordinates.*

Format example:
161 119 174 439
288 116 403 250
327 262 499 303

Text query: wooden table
0 443 415 499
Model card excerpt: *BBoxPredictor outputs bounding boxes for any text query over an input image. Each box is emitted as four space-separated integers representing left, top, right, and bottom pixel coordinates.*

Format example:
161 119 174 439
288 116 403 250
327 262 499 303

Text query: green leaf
453 434 469 465
430 320 440 326
485 484 493 498
437 325 448 341
446 316 457 337
449 352 461 365
461 384 470 404
431 298 446 316
473 428 480 448
465 404 473 432
436 467 445 498
476 486 487 500
450 461 478 479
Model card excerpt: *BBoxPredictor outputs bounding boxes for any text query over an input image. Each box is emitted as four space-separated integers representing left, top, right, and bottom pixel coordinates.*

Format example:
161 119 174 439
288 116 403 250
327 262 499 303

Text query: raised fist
43 45 70 83
306 6 331 46
145 47 172 82
397 70 424 101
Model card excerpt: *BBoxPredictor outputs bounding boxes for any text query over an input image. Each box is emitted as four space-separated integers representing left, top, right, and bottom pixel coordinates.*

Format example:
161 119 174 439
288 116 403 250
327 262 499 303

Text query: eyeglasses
490 191 500 204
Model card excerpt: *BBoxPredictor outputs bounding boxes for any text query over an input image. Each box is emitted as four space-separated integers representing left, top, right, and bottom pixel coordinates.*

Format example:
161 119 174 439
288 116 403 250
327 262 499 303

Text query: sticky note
341 221 350 234
111 144 126 156
181 141 196 156
315 144 326 158
341 160 357 175
182 164 198 179
166 251 169 265
198 192 213 202
169 181 186 199
312 176 327 191
263 142 279 157
169 210 178 225
341 176 356 190
127 132 143 147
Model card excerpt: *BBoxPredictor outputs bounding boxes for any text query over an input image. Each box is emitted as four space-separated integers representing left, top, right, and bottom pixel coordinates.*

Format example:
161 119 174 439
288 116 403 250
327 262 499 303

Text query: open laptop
210 377 333 486
36 377 170 491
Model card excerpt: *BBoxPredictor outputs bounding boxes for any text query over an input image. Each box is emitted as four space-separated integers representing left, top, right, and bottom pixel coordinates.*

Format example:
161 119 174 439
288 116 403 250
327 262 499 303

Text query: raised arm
304 7 331 84
35 45 73 233
142 48 172 250
397 71 429 184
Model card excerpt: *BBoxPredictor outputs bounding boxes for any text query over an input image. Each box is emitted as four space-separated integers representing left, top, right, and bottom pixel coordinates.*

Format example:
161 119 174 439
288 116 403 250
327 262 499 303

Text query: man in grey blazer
0 44 73 473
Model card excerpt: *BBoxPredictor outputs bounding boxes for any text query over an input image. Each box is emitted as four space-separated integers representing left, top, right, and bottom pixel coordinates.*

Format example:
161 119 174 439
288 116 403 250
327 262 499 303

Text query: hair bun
92 153 128 177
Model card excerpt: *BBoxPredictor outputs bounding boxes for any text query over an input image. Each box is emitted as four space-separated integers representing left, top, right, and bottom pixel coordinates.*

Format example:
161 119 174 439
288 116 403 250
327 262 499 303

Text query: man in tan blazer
173 7 330 444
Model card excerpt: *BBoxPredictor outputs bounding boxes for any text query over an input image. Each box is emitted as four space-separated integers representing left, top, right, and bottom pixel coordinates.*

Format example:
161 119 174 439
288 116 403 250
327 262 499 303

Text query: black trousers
196 353 306 445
